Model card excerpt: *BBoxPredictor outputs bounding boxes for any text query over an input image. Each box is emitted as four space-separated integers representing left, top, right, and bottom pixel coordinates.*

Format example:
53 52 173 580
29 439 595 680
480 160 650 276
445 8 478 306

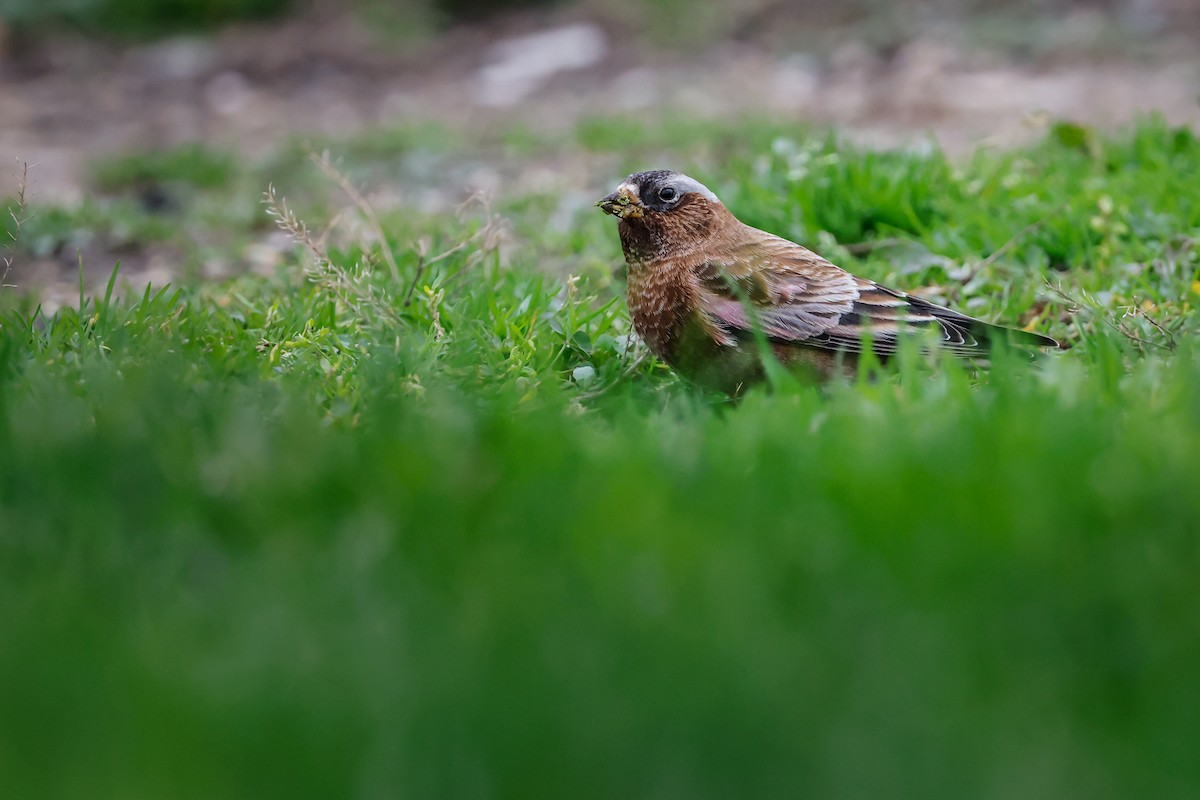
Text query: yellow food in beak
595 183 644 219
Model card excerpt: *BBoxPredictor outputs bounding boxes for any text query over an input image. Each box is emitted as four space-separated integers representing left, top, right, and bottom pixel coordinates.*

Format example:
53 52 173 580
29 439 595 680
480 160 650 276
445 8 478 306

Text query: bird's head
596 170 728 256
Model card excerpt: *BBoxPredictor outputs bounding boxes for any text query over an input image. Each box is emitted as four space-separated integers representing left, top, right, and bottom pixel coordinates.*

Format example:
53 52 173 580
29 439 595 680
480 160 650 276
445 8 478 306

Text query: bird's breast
625 259 698 361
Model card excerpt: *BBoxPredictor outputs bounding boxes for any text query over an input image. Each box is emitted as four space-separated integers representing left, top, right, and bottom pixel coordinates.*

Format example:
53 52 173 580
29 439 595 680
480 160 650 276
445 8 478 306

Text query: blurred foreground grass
1 119 1200 798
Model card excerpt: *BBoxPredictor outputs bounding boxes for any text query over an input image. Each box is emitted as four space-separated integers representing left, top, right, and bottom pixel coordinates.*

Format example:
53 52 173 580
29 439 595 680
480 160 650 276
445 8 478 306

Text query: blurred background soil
1 0 1199 299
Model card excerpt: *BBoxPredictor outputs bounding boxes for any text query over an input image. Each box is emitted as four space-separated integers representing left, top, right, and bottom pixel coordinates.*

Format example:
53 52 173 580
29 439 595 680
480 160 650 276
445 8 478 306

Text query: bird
596 169 1059 394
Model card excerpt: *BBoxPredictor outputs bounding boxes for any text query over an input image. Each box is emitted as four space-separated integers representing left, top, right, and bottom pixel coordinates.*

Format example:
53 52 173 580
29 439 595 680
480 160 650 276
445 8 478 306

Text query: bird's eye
658 186 678 203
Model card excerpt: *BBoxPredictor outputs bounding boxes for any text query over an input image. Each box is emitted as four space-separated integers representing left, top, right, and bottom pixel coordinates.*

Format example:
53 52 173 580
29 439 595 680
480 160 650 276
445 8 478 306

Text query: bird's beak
595 183 644 219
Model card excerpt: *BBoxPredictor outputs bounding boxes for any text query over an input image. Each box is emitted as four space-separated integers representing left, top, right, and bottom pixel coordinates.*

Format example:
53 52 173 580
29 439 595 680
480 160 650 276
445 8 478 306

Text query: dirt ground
1 2 1199 305
3 3 1200 202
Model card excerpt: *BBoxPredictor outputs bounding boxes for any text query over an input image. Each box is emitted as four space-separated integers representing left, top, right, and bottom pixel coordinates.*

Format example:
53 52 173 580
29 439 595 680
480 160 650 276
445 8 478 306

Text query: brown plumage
597 169 1059 394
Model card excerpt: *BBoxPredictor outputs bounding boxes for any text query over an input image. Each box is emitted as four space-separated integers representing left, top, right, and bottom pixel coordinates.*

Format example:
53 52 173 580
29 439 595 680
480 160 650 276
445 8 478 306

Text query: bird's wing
694 232 1057 356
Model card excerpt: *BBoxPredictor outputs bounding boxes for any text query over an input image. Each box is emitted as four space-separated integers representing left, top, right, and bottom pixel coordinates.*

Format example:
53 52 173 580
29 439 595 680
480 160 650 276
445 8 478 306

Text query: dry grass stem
403 192 505 305
263 182 400 325
306 147 403 286
263 165 504 340
2 160 30 290
1045 279 1177 352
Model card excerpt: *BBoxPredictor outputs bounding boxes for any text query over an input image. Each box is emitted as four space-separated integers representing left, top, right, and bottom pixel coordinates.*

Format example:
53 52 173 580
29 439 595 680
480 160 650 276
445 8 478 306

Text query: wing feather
694 229 1057 357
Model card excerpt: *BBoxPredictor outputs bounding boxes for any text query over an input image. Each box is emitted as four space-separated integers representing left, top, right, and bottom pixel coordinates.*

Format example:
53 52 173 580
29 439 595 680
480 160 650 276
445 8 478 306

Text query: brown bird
597 169 1059 394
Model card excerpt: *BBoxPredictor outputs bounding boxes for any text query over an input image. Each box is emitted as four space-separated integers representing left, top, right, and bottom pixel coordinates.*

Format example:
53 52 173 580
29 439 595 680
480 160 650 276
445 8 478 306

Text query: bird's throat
617 218 672 263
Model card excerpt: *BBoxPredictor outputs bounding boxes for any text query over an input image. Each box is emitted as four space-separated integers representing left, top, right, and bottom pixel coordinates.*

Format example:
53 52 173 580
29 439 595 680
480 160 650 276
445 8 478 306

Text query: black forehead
627 170 680 191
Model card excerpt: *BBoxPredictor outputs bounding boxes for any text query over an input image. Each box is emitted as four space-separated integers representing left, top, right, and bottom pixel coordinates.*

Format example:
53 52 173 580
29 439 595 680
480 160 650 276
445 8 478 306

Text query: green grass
91 144 239 194
2 118 1200 799
4 0 292 37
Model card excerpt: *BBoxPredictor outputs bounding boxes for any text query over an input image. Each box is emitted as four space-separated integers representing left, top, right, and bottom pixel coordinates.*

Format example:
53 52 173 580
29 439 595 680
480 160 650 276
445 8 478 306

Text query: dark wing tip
1014 328 1063 349
968 321 1061 350
905 293 1060 351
